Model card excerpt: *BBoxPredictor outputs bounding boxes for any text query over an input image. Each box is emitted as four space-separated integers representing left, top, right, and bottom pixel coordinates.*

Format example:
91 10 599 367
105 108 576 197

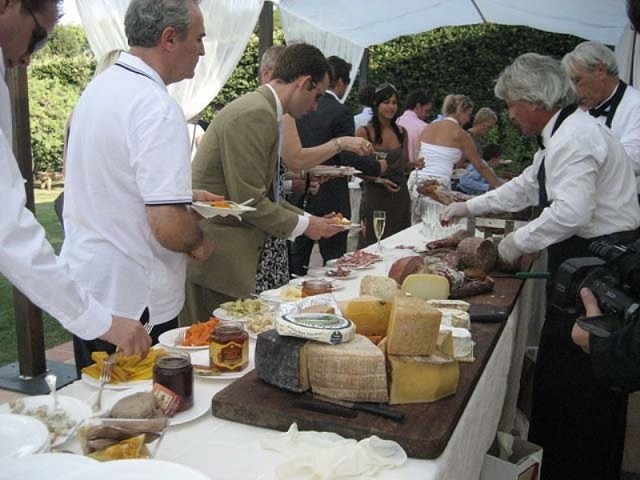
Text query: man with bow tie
562 41 640 196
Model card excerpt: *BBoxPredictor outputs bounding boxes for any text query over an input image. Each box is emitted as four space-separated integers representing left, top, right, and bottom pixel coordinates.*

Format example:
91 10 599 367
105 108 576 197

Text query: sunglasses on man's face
24 4 48 54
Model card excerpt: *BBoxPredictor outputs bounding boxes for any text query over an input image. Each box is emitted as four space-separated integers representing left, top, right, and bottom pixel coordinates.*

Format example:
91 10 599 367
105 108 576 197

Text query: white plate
81 373 152 390
158 327 208 350
288 277 345 291
325 258 376 270
0 413 50 460
103 386 209 427
0 395 92 447
190 346 254 380
86 459 211 480
259 286 302 304
191 201 255 219
308 165 361 177
3 452 98 480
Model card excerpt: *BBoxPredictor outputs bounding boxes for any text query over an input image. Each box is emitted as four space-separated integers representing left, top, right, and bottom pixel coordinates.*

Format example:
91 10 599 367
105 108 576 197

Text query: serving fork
92 360 113 413
174 329 187 347
144 322 154 336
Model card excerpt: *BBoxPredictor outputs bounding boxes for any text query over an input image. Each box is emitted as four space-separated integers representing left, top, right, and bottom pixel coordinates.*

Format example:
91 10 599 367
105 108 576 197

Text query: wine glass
373 210 386 254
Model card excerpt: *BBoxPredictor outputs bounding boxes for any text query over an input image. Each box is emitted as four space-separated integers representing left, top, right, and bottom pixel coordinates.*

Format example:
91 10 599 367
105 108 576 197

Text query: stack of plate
0 413 50 460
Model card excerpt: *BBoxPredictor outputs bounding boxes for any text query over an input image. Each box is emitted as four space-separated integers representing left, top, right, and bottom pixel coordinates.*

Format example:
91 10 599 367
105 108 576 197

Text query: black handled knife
313 394 405 422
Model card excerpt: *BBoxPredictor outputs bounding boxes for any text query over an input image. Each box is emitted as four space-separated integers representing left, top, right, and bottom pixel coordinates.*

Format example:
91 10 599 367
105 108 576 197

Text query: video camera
550 239 640 337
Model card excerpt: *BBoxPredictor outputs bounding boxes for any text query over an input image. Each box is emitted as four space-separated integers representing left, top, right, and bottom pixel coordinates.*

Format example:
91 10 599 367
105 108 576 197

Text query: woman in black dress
356 83 411 249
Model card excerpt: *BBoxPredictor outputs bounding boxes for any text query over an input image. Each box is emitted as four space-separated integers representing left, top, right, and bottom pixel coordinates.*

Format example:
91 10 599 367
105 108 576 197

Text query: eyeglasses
308 79 324 102
24 4 48 55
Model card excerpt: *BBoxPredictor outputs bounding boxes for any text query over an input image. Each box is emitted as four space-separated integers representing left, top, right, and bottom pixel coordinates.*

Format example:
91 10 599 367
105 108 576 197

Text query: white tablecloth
58 222 539 480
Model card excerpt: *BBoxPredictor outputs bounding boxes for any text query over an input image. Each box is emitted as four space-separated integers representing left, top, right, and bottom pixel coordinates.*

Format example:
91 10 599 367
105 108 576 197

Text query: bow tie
588 106 609 118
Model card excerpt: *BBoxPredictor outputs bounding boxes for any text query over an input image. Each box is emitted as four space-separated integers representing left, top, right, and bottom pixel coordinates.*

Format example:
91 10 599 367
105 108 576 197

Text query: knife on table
490 272 550 279
313 394 405 422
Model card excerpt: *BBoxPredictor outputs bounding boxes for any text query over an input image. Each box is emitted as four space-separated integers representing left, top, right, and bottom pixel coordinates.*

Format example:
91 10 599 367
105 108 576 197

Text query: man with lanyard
183 43 343 325
0 0 151 355
441 53 640 480
562 41 640 199
62 0 217 370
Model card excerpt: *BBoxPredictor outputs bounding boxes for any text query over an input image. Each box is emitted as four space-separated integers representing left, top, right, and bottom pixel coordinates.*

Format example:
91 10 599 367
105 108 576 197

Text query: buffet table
57 222 542 480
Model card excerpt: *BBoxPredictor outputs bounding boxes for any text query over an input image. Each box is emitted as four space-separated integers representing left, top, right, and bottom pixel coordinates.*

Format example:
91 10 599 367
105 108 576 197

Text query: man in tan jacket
182 43 342 324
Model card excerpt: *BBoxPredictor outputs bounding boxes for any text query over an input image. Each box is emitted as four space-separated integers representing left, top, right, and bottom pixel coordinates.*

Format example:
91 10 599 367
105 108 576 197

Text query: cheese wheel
386 294 441 356
306 334 388 402
359 275 399 301
401 273 450 300
254 329 310 392
388 352 460 404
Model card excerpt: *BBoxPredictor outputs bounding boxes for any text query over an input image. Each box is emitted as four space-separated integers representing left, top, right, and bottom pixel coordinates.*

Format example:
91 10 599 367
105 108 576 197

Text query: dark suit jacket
295 92 381 217
188 86 302 298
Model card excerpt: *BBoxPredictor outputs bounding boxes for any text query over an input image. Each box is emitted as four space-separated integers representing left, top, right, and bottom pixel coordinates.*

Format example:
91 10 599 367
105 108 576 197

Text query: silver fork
174 329 187 347
92 360 113 413
144 322 154 336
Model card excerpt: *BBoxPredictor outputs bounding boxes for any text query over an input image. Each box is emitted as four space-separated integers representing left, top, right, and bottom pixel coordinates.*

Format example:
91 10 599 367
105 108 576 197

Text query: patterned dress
255 163 290 293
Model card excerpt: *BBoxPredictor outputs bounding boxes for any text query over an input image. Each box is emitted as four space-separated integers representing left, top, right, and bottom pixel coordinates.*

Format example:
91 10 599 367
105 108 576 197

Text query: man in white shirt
395 89 433 164
62 0 216 369
441 53 640 480
0 0 150 355
562 41 640 193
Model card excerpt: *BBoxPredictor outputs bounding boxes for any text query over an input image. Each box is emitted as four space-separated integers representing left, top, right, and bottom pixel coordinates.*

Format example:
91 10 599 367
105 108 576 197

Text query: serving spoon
45 373 60 411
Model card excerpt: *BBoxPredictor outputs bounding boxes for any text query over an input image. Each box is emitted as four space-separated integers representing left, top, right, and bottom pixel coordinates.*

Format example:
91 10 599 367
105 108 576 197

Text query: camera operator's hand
571 288 602 353
498 232 524 264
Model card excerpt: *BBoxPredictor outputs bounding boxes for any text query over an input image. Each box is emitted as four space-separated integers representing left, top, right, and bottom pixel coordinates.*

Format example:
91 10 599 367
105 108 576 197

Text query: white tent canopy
278 0 627 48
75 0 635 112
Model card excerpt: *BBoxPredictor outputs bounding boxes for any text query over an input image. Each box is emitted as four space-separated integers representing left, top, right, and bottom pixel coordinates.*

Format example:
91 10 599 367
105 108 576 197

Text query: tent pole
258 0 274 82
1 66 77 394
470 0 487 23
359 48 370 87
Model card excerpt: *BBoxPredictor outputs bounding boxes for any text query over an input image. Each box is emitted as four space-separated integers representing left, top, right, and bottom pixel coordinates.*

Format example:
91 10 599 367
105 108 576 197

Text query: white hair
561 41 618 77
495 53 576 110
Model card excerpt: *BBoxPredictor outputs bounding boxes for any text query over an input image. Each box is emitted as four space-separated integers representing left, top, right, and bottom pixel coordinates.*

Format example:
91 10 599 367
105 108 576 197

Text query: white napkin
261 423 407 479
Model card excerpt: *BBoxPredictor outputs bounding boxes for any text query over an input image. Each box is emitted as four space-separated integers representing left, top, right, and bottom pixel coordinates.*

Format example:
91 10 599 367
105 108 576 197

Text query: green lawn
0 188 72 367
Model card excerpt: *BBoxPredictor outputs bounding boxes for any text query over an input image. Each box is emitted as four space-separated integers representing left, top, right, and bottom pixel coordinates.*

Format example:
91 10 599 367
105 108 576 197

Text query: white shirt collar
116 52 166 90
264 84 283 121
326 90 341 102
539 109 562 148
0 48 6 81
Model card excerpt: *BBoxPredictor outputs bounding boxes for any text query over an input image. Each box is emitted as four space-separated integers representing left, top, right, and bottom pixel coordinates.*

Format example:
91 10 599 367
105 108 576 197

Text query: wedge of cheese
359 275 399 301
306 334 388 403
388 352 459 404
436 329 454 357
426 299 470 311
402 274 450 300
338 296 392 336
440 326 475 362
254 329 310 392
386 294 441 356
438 308 471 329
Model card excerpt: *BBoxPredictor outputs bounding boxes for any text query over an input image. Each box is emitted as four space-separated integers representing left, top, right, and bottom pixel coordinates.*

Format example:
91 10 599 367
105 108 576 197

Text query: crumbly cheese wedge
306 334 388 403
440 326 475 363
426 299 470 312
359 275 399 301
386 294 441 356
254 329 310 392
388 352 459 404
438 308 471 329
401 274 450 300
436 329 454 357
338 295 392 336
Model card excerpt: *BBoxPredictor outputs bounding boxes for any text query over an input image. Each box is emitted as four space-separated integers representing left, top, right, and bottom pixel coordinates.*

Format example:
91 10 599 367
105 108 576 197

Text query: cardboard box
481 434 542 480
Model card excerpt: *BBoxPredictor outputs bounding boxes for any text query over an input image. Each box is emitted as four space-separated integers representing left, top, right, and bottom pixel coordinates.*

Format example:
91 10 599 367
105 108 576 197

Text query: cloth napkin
261 423 407 479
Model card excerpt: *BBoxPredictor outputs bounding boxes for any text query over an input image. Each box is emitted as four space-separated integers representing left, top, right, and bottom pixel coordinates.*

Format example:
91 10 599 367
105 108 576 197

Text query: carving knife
313 394 405 422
